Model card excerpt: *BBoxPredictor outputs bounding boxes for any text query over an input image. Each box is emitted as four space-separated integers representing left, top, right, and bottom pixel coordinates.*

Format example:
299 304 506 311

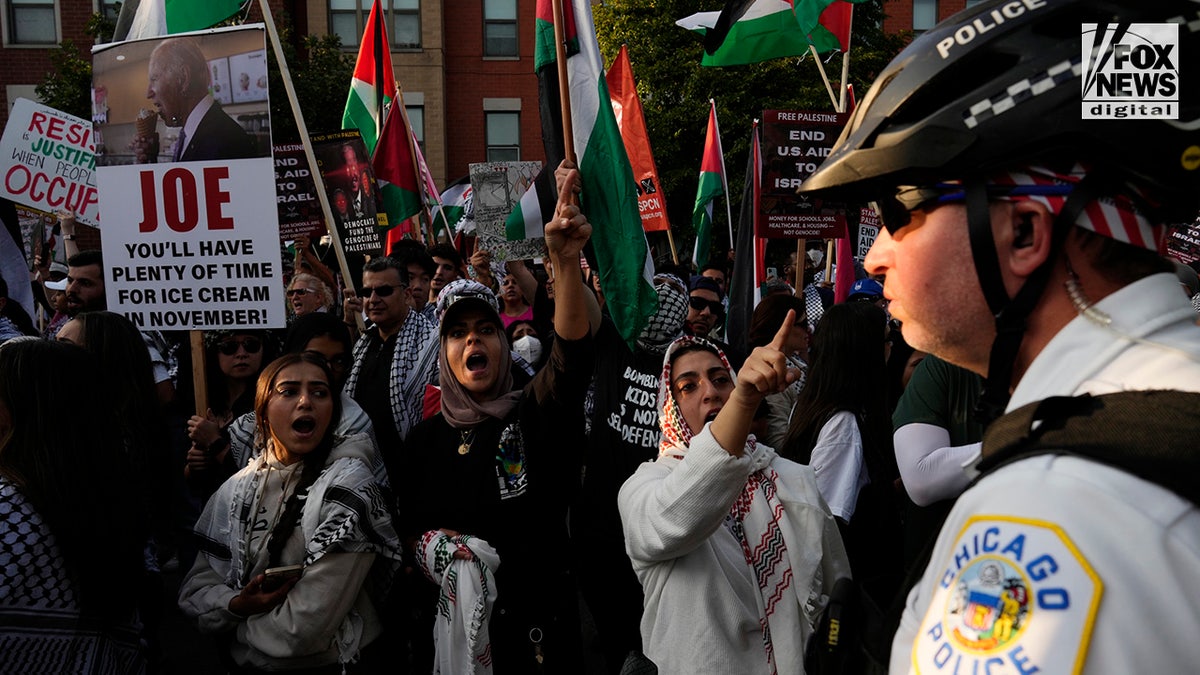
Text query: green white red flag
692 101 726 268
534 0 657 347
342 0 396 155
125 0 242 39
676 0 860 66
373 100 423 240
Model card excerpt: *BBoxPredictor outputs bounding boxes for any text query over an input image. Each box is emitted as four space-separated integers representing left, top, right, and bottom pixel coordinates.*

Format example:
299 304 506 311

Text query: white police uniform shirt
891 273 1200 674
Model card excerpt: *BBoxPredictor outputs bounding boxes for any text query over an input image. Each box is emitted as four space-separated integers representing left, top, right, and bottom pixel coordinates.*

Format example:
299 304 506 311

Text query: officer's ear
1000 200 1054 280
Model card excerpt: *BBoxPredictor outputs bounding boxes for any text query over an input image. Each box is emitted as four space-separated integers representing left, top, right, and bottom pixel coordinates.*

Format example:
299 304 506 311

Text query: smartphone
261 564 303 591
767 266 778 280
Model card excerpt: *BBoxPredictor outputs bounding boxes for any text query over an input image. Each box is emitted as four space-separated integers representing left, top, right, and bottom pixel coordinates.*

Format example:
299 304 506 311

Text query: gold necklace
458 428 475 455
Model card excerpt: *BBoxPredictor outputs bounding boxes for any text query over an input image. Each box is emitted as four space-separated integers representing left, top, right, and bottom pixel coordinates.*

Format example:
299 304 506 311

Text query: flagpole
552 0 577 168
837 5 853 113
257 0 362 331
808 45 840 110
665 229 679 264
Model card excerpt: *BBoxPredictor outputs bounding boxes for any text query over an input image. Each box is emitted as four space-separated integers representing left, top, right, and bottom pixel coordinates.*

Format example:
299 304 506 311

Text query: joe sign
93 25 282 330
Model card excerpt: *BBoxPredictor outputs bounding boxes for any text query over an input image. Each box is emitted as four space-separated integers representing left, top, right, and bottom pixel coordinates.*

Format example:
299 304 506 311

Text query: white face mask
512 334 543 366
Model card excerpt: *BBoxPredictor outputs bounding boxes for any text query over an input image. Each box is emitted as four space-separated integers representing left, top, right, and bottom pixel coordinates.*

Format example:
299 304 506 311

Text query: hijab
657 335 745 459
437 304 523 429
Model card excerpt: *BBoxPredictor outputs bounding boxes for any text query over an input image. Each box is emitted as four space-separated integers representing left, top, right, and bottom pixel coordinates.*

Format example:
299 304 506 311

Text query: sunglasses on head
689 296 724 316
875 182 1074 234
286 287 318 298
217 337 262 355
360 283 405 298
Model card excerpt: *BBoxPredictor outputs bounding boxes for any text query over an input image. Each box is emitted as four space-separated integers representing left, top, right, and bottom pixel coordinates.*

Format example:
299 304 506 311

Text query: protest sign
470 161 544 262
1167 220 1200 265
93 25 282 330
858 205 879 260
758 109 848 239
1 99 100 226
273 143 324 241
310 130 383 256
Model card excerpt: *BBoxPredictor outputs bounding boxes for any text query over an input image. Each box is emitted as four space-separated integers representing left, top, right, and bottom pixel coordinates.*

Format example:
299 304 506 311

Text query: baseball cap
436 278 502 337
689 275 724 301
847 278 884 302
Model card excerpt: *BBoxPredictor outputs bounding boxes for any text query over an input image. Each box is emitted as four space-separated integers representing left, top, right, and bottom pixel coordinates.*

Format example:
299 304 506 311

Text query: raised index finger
769 309 796 352
557 168 581 211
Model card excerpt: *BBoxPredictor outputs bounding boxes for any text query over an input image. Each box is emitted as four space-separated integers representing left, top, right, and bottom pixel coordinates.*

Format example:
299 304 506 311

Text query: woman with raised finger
618 312 849 675
179 352 402 672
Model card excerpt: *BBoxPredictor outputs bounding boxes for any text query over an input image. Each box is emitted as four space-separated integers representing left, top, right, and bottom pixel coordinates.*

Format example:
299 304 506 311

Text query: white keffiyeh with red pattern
657 336 848 674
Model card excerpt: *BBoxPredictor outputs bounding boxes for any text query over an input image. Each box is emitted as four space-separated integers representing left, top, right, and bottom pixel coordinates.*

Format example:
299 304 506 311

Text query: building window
407 105 424 153
912 0 937 32
486 112 519 162
98 0 119 22
330 0 421 51
7 0 57 44
483 0 517 57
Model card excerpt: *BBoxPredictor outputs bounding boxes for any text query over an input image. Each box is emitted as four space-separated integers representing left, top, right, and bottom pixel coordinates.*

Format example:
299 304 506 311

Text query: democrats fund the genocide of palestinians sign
1082 22 1179 120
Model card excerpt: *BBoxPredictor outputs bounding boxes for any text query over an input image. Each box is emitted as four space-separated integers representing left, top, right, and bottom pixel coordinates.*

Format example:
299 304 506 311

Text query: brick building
883 0 976 35
2 0 545 190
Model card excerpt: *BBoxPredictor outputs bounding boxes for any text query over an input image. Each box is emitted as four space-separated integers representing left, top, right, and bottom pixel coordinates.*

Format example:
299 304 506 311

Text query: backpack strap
978 390 1200 507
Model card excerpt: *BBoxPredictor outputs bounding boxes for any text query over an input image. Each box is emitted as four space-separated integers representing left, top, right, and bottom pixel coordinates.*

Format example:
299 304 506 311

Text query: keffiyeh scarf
191 434 404 628
637 274 689 354
345 311 440 441
657 336 837 674
0 479 145 674
418 530 502 675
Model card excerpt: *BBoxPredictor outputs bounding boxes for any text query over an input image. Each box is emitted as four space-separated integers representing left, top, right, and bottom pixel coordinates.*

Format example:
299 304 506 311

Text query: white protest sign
858 205 879 260
0 99 100 226
93 25 282 330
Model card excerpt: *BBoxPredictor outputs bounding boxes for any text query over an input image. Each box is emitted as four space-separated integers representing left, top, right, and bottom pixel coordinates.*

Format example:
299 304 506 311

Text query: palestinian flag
692 101 726 268
342 0 396 155
505 167 556 242
373 101 423 237
535 0 657 347
125 0 242 38
676 0 860 66
726 125 765 355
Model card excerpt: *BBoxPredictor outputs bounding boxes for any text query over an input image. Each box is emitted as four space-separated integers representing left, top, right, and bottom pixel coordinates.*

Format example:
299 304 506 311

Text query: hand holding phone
260 564 303 592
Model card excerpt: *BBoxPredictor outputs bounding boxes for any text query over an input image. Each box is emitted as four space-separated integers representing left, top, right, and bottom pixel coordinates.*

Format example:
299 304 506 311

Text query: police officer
801 1 1200 672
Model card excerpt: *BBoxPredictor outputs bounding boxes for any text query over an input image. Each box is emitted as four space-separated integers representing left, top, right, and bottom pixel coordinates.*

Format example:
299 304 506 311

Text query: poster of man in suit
92 26 271 167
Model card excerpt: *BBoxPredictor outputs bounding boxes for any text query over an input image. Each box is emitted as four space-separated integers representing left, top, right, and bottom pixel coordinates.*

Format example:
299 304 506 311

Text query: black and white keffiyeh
636 274 689 355
344 311 440 441
0 478 145 674
191 433 404 602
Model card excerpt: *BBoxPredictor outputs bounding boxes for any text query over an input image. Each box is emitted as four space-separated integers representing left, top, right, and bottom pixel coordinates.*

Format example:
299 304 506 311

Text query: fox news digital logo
1082 22 1179 120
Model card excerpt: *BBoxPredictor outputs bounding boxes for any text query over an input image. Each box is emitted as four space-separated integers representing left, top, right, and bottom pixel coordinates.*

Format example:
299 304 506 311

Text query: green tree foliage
35 41 93 120
34 9 116 119
267 18 354 143
592 0 907 252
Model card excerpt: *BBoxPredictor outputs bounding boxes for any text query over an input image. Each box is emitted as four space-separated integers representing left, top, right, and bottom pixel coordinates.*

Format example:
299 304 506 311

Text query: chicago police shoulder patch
913 515 1102 674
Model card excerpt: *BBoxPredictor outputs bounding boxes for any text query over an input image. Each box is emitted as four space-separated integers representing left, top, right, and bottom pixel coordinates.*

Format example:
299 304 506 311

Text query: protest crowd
5 1 1200 674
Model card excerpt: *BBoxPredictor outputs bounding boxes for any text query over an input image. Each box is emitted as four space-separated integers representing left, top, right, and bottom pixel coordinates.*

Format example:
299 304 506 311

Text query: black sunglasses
876 182 1074 234
689 296 724 316
217 337 262 355
286 287 318 298
360 284 405 298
